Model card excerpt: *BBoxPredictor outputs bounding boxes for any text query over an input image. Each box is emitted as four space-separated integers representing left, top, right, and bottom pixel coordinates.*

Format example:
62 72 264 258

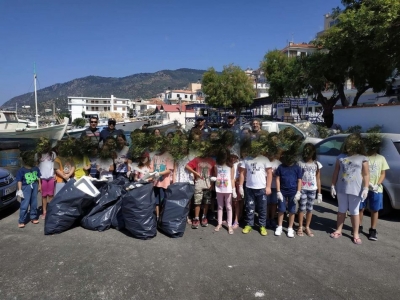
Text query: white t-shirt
298 160 322 191
215 164 232 193
233 161 241 180
240 155 271 189
36 152 56 179
270 159 282 189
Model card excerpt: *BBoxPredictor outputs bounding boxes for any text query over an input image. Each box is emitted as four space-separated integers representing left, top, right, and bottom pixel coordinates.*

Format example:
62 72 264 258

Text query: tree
73 118 86 128
202 64 255 114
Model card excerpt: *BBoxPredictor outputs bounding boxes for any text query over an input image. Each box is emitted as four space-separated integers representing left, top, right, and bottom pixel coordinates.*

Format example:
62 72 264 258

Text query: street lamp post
178 96 182 114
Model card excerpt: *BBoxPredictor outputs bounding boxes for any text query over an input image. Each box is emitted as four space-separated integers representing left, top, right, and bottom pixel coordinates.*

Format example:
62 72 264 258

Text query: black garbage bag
111 198 125 230
159 183 195 238
80 183 124 231
44 179 98 235
122 183 157 240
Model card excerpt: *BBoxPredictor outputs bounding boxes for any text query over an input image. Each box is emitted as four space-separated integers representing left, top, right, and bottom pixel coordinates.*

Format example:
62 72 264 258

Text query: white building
164 89 199 104
153 104 195 126
68 95 133 121
281 42 318 58
245 68 269 98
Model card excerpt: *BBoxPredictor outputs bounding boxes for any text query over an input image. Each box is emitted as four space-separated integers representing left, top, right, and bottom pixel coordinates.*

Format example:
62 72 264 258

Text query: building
316 13 339 38
281 42 318 58
164 89 199 104
153 104 195 126
68 95 132 121
245 68 269 98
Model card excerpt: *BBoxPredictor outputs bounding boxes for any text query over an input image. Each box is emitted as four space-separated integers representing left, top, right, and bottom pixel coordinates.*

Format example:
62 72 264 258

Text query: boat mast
34 63 39 128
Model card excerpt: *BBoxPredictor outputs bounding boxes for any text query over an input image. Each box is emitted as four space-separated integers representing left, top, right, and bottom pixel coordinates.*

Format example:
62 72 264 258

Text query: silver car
315 133 400 216
0 167 17 210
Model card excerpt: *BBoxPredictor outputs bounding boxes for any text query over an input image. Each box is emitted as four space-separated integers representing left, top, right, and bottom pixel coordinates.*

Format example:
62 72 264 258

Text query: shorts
337 193 361 215
194 187 212 205
41 178 55 197
154 187 166 205
299 189 316 212
267 188 278 204
359 191 383 211
277 194 297 214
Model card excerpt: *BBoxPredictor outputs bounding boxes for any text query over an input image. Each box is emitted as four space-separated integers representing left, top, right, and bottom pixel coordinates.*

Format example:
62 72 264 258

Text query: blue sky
0 0 341 104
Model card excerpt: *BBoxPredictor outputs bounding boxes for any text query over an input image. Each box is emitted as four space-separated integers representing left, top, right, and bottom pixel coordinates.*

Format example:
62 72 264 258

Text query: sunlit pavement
1 194 399 300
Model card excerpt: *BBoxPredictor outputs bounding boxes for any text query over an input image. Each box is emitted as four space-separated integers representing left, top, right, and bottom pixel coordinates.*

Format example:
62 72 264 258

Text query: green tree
73 118 86 127
202 64 255 114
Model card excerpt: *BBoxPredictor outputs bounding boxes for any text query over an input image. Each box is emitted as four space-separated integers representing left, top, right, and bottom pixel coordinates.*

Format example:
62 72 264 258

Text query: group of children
15 125 389 245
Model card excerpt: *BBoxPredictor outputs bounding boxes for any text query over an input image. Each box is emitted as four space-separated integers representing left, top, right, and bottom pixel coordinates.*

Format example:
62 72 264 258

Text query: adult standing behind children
190 115 211 140
16 151 42 228
100 118 124 144
80 116 101 148
330 133 370 245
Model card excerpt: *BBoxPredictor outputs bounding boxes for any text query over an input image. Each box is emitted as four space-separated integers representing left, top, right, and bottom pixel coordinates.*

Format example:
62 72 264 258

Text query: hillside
2 68 206 113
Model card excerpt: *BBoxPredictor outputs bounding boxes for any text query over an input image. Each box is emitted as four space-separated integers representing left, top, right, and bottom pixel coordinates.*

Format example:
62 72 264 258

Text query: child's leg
18 185 32 224
277 212 284 227
333 193 349 234
256 189 267 228
277 195 287 227
304 191 316 236
244 188 255 226
29 183 39 221
298 190 307 229
225 193 233 227
216 193 224 225
349 194 361 239
194 204 201 219
288 213 295 229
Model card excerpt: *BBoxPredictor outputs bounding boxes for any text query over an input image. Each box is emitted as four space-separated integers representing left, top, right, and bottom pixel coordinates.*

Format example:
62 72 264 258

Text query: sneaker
192 218 200 229
242 225 252 234
260 226 268 236
369 228 378 241
275 226 282 236
287 228 295 238
201 217 208 227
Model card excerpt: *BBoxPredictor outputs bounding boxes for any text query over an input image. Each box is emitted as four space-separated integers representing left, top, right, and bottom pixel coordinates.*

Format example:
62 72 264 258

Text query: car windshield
317 138 345 156
393 142 400 155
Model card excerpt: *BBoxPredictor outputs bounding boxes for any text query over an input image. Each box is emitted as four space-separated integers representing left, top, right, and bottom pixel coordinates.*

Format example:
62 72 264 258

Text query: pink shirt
152 152 174 189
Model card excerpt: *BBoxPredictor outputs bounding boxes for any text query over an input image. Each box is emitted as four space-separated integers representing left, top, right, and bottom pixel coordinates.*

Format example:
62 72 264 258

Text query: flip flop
330 232 342 239
353 237 362 245
18 223 25 228
31 220 39 224
214 225 222 232
228 226 234 235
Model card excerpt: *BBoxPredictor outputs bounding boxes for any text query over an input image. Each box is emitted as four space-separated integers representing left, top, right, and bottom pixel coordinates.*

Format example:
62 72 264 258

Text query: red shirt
187 157 215 179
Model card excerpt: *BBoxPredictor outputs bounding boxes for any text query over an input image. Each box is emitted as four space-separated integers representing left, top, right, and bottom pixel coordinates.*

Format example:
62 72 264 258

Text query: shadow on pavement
0 201 19 221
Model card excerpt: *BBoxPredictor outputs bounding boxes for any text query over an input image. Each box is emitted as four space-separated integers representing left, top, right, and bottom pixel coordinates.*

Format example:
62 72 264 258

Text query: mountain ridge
2 68 207 113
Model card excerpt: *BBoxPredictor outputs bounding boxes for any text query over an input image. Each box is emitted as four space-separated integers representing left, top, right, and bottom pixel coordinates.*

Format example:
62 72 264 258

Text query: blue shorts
267 188 278 204
277 194 297 214
153 187 166 205
359 191 383 211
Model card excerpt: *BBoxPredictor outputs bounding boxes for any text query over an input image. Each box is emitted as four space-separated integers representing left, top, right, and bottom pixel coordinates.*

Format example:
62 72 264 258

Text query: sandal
214 225 222 232
228 226 234 235
232 222 239 229
296 227 304 236
31 220 39 224
18 223 25 228
330 232 342 239
304 227 314 237
353 237 362 245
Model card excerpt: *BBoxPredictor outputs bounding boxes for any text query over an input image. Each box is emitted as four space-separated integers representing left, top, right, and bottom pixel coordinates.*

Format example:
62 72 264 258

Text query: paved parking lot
1 194 400 300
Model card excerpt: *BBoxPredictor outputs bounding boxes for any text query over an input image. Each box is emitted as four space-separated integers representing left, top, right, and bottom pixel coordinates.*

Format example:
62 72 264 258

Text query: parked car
243 121 322 145
0 167 17 210
315 133 400 216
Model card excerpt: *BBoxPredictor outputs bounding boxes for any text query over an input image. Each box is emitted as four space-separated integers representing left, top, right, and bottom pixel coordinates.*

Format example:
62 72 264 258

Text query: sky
0 0 342 105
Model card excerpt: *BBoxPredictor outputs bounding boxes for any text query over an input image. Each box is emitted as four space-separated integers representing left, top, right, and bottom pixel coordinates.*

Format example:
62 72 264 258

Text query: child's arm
265 167 272 195
186 164 201 179
316 167 322 195
297 179 302 193
37 178 42 192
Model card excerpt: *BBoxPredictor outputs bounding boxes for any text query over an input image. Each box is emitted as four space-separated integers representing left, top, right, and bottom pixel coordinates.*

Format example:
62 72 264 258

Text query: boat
0 110 69 150
0 67 68 150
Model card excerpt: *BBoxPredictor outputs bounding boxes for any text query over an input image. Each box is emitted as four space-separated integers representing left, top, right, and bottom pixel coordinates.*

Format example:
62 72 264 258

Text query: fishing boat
0 67 68 150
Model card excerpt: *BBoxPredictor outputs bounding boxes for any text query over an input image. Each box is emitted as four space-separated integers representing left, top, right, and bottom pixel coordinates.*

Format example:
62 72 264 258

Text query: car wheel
388 97 399 104
379 190 392 217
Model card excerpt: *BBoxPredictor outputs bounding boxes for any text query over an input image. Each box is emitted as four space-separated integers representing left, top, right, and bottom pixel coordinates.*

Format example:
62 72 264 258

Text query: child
73 137 91 180
16 151 42 228
115 134 130 177
359 133 388 241
231 151 242 229
186 151 216 229
239 151 272 236
266 132 281 229
297 143 322 237
152 146 174 219
134 151 153 182
330 133 369 245
35 140 56 219
275 153 303 238
214 148 235 234
54 141 76 195
96 141 115 179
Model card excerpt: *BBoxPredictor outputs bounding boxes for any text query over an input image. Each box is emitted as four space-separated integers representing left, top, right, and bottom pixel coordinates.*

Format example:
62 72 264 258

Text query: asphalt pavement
1 194 399 300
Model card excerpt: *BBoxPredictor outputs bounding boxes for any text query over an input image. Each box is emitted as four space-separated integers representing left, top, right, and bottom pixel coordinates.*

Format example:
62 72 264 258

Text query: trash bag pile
44 177 195 240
